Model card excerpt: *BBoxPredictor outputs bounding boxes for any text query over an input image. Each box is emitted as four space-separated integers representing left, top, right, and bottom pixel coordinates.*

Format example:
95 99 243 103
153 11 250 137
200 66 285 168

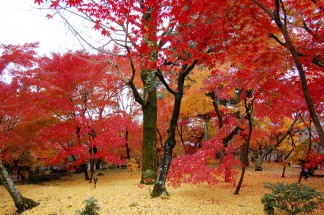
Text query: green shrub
75 196 100 215
261 182 323 215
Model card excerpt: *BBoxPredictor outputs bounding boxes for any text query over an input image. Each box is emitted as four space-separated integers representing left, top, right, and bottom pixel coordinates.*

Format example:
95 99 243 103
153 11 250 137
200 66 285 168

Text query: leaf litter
0 163 323 215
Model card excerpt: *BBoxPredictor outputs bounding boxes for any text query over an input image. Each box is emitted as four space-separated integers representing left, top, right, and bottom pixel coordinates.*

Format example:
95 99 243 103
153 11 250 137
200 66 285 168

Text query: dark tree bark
239 144 249 166
0 160 39 212
253 0 324 147
177 125 188 154
125 129 131 159
151 92 181 197
89 158 95 183
282 165 287 178
282 133 297 178
234 91 254 195
82 163 89 181
208 91 223 129
208 91 243 181
151 62 196 197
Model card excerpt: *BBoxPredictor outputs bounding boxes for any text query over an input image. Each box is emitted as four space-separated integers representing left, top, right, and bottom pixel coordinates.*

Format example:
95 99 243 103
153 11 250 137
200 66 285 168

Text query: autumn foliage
0 1 322 211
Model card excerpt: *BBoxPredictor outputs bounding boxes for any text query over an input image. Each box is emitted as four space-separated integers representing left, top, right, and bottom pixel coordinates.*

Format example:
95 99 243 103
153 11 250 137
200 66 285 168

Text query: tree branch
127 80 144 106
252 0 275 20
155 69 177 95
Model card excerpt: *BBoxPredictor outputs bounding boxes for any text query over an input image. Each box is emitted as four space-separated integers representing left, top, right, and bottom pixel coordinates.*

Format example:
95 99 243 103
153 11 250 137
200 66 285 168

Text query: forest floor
0 162 323 215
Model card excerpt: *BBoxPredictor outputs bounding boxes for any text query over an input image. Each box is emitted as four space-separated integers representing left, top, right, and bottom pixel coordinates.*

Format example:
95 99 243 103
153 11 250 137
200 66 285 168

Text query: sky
0 0 81 55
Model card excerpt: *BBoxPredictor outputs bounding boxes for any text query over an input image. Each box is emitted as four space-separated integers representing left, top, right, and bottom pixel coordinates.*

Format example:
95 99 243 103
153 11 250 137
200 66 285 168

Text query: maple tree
33 0 235 192
252 115 302 172
250 0 324 147
180 68 216 143
0 43 39 212
33 51 126 182
167 28 320 190
33 0 323 197
34 0 164 183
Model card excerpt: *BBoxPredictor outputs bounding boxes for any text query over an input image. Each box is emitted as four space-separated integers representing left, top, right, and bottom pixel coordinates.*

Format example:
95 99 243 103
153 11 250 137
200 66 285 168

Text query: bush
75 197 100 215
261 182 323 215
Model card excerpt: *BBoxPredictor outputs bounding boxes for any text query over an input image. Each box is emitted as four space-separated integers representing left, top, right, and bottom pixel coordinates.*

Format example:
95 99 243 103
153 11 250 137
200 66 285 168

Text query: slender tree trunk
282 165 286 178
253 0 324 147
0 160 39 212
208 91 223 129
151 137 175 197
203 115 210 141
82 163 89 180
234 93 254 195
151 70 189 197
89 158 95 183
234 164 247 195
125 129 131 159
282 136 297 178
276 18 324 148
151 92 180 197
239 144 248 166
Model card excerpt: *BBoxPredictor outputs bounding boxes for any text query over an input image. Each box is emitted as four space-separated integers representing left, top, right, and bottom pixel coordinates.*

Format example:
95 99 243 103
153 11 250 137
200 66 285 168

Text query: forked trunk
255 151 268 171
0 160 39 212
151 70 188 197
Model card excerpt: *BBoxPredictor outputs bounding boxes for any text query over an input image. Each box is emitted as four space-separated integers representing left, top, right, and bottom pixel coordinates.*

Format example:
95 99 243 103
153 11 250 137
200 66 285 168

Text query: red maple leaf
34 0 43 5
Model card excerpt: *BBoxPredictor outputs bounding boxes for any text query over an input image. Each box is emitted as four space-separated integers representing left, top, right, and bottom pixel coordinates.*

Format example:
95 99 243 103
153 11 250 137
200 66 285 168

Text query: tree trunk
203 115 210 141
89 158 95 183
255 156 264 171
277 19 324 148
239 144 249 166
152 70 189 197
282 165 286 178
255 150 269 171
234 94 254 195
0 160 39 212
234 164 247 195
151 137 175 197
140 69 158 184
125 129 131 159
253 0 324 147
82 163 89 180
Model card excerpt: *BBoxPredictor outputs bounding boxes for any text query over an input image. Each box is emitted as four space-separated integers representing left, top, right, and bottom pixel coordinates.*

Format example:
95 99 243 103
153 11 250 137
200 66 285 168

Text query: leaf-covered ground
0 163 323 215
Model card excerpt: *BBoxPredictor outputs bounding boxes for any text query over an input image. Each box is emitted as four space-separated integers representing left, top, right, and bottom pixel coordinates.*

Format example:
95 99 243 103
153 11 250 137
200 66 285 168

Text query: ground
0 163 323 215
